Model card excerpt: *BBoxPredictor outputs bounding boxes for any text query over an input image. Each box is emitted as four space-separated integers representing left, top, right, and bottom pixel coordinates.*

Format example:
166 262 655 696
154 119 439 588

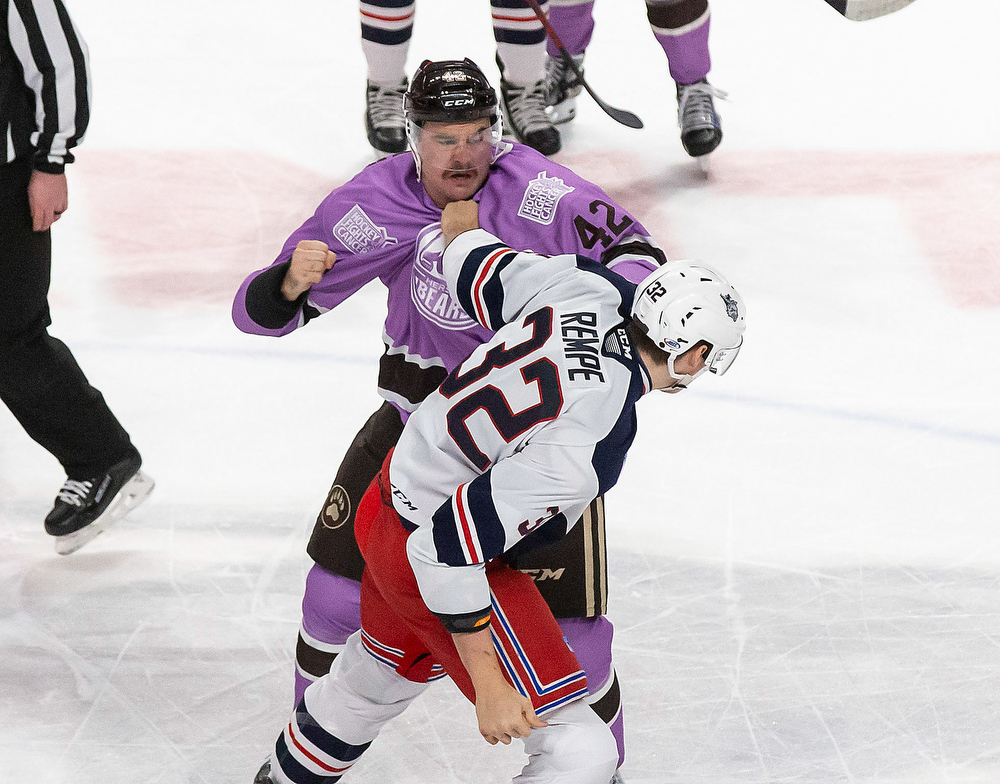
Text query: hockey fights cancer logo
333 204 398 255
410 223 478 330
518 171 575 226
319 484 351 530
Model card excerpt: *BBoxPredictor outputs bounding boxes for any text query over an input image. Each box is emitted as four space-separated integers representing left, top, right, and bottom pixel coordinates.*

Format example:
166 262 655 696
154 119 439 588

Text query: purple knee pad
558 615 614 686
301 564 363 642
295 565 362 704
557 615 625 767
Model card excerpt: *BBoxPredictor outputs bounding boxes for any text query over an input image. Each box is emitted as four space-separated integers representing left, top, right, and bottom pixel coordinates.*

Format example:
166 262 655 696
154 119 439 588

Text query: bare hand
441 200 480 248
475 680 548 746
281 240 336 301
28 170 69 232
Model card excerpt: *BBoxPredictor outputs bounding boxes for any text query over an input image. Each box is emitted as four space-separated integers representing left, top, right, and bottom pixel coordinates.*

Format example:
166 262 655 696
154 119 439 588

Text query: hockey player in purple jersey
543 0 724 162
255 198 746 784
234 58 664 775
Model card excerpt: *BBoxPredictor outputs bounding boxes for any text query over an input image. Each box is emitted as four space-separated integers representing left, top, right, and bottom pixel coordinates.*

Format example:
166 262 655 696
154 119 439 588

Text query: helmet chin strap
665 354 707 392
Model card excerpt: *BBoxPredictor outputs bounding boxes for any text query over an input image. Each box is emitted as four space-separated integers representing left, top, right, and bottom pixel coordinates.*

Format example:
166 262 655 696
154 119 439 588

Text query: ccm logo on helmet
443 97 474 107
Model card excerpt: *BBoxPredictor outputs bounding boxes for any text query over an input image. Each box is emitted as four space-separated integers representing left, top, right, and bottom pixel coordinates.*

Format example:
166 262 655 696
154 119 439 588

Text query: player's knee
533 700 618 782
301 565 362 644
566 715 618 778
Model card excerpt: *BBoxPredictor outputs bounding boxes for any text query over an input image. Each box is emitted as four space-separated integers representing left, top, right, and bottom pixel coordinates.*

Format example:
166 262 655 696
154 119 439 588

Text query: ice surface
2 1 998 782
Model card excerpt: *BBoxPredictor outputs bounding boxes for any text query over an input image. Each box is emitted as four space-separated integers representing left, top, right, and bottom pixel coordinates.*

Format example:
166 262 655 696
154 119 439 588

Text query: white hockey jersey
389 228 653 620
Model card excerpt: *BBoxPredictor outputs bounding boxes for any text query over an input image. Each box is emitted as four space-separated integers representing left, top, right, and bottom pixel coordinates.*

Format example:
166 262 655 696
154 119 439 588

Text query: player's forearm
452 626 508 696
233 262 304 335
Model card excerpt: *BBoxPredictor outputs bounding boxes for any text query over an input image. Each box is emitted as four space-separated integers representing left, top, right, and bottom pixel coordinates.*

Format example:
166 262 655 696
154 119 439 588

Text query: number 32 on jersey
439 307 564 472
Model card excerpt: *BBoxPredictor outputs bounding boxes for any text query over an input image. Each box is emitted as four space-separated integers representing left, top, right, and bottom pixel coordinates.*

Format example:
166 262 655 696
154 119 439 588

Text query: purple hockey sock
653 13 712 85
558 615 625 767
546 0 595 57
295 564 362 705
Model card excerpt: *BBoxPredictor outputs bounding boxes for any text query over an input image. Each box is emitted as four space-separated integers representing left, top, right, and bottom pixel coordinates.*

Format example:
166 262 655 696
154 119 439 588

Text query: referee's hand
28 170 68 232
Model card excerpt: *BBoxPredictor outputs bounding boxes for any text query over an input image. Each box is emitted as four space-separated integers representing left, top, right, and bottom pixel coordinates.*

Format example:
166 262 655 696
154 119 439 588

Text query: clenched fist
281 240 337 301
441 200 480 248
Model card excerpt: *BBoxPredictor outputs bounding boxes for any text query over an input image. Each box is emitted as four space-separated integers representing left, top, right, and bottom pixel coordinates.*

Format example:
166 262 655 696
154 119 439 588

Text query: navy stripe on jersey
492 27 546 45
455 242 516 330
430 473 506 565
295 700 372 763
360 23 412 45
464 472 507 561
478 251 520 329
591 364 645 496
431 495 467 566
275 733 339 784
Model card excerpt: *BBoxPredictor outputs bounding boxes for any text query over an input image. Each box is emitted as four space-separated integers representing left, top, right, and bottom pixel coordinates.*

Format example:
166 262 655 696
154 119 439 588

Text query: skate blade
54 471 155 555
696 155 712 174
546 98 577 125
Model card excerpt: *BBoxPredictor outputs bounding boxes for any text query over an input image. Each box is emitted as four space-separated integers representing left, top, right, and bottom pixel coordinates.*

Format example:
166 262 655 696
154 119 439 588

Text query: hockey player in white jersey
257 200 745 784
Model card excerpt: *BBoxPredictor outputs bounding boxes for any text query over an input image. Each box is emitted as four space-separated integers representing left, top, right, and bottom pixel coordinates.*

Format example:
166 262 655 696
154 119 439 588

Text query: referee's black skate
44 449 154 555
365 78 408 156
676 78 726 168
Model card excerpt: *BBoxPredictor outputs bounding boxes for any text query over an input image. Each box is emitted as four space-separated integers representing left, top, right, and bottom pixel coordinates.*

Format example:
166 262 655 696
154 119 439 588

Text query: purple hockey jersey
232 143 663 419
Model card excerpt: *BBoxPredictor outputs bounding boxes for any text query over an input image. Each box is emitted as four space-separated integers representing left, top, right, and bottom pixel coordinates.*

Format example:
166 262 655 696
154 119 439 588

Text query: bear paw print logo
320 485 351 529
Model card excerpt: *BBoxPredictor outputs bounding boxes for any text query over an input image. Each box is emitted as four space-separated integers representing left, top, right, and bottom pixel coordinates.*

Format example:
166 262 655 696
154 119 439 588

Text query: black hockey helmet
403 58 500 126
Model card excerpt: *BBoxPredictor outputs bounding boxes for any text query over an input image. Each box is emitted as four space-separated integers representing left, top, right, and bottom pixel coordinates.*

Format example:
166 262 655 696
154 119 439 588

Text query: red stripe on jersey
360 9 414 22
286 721 351 774
472 248 512 327
454 484 481 564
491 13 537 23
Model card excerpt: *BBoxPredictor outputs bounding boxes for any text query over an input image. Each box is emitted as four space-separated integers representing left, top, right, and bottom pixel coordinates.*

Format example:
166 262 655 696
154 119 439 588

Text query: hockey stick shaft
823 0 916 21
522 0 643 129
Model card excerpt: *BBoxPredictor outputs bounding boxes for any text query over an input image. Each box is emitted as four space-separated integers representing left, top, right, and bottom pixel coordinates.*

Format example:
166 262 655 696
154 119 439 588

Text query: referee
2 0 152 554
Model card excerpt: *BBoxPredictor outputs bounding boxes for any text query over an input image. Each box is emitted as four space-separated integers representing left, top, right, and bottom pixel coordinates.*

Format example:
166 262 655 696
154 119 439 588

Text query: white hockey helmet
631 260 746 378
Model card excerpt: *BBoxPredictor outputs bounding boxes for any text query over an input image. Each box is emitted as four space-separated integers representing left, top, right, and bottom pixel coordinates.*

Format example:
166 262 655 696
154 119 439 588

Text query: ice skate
364 78 408 156
543 52 585 125
497 55 561 156
252 759 274 784
676 78 726 168
44 450 154 555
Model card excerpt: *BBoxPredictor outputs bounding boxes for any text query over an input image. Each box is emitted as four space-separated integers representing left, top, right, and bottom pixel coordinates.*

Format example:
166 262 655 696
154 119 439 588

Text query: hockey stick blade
522 0 643 129
824 0 917 21
563 53 643 129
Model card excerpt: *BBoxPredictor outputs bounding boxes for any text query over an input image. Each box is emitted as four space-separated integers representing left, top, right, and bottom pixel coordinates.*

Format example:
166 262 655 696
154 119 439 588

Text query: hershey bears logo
721 293 740 322
319 485 351 530
410 223 477 330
